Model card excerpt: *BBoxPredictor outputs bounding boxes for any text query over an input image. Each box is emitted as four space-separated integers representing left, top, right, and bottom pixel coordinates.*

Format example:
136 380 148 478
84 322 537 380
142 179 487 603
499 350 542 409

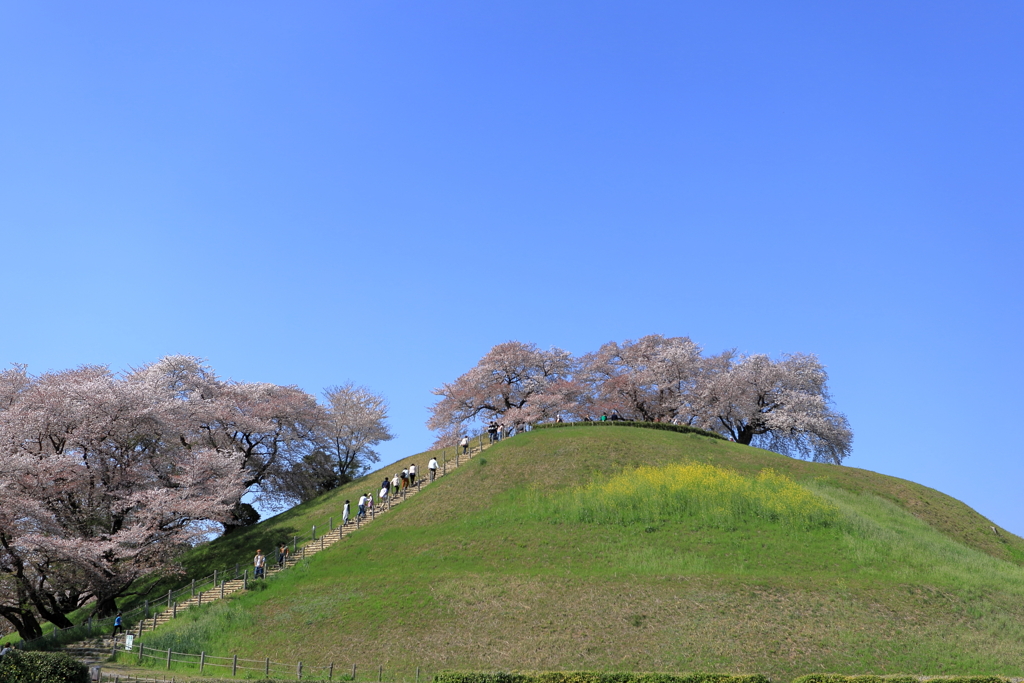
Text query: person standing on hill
487 422 497 443
401 468 409 491
343 500 351 526
254 549 266 579
112 612 124 637
428 456 438 481
379 484 389 509
391 473 401 496
409 463 417 486
357 494 367 519
460 436 469 454
382 476 391 497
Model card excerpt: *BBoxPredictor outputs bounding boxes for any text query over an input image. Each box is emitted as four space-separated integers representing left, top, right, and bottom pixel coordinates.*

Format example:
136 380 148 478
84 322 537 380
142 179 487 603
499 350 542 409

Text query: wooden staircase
126 442 492 638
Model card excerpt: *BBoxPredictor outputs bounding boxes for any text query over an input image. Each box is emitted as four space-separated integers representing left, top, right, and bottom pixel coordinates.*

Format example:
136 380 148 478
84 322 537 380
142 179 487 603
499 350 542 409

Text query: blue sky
2 2 1022 532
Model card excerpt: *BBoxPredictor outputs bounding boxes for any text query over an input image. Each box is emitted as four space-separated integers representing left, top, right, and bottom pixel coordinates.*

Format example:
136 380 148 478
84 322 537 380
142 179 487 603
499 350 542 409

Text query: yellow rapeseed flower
567 462 838 529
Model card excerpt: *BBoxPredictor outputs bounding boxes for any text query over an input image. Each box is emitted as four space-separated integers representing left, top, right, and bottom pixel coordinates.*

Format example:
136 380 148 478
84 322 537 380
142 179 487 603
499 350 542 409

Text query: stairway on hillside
63 440 494 660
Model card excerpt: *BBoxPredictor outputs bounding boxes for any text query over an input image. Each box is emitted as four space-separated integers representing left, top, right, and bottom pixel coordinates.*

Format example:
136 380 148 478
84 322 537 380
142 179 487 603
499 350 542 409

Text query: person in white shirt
357 494 367 519
409 463 418 486
391 473 401 495
460 436 469 454
379 486 389 509
254 549 266 579
343 500 351 526
428 457 439 481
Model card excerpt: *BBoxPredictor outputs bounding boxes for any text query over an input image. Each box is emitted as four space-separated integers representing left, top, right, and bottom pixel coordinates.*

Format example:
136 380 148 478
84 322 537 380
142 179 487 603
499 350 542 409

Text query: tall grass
559 463 839 530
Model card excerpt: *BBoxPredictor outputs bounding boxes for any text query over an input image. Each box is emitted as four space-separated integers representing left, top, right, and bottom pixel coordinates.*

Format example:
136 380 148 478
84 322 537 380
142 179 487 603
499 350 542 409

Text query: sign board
124 634 134 651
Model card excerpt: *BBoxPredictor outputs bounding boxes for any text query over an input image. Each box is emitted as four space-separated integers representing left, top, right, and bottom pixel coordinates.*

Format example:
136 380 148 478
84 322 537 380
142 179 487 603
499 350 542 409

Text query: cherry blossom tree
427 341 575 443
578 335 703 421
273 383 395 503
0 364 245 639
137 356 324 526
690 352 853 464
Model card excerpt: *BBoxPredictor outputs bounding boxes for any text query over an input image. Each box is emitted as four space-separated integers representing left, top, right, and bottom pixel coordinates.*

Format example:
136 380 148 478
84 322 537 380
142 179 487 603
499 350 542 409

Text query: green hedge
533 420 726 441
434 672 769 683
0 650 89 683
791 677 1013 683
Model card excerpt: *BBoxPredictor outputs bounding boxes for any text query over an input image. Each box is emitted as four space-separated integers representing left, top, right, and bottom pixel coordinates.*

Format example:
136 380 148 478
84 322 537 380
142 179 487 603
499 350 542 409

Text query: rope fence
109 640 426 681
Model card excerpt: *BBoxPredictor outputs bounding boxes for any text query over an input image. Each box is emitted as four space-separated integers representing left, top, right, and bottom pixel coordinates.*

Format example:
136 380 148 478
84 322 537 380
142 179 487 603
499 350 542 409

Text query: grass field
61 428 1024 678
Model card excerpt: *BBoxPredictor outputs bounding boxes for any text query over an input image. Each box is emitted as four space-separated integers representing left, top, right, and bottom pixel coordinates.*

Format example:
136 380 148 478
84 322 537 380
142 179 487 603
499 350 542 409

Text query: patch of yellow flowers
568 462 839 529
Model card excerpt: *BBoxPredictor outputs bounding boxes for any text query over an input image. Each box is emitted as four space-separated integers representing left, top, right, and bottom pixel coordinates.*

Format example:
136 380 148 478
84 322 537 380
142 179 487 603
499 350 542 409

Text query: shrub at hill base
791 677 1013 683
0 650 89 683
434 673 771 683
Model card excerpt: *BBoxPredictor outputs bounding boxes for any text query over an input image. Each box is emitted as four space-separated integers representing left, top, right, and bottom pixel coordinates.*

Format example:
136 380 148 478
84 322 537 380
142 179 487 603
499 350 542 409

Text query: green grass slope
133 427 1024 681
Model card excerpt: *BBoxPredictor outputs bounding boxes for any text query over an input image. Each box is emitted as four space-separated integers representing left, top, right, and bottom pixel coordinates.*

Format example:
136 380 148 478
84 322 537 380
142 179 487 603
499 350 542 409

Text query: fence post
378 665 382 682
266 657 271 676
111 639 116 658
152 613 157 631
244 570 248 590
138 643 143 664
220 580 225 599
191 579 195 598
167 589 172 608
293 536 297 553
417 666 420 683
137 621 142 639
144 599 149 618
166 648 171 670
298 661 303 680
330 516 333 531
352 664 356 681
198 592 202 607
312 525 316 541
233 654 238 676
329 662 334 681
213 570 217 587
321 536 324 550
200 651 205 673
173 601 177 618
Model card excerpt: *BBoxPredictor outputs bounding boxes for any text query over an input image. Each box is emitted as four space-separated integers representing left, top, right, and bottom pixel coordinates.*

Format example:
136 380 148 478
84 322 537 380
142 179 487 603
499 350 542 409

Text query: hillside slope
135 427 1024 680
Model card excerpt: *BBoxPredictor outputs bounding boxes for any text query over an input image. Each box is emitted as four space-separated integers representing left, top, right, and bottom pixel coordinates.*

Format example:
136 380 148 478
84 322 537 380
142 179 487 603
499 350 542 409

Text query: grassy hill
128 426 1024 680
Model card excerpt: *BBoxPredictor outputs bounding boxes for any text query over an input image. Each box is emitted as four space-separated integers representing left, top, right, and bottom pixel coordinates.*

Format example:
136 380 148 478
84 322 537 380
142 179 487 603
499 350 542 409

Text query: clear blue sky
2 2 1021 532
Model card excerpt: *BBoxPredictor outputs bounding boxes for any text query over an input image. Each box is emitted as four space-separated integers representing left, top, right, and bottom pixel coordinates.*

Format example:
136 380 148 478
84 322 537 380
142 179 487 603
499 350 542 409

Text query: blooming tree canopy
0 363 245 639
690 352 853 464
137 356 324 523
273 383 395 503
427 341 574 445
579 335 703 422
427 337 852 464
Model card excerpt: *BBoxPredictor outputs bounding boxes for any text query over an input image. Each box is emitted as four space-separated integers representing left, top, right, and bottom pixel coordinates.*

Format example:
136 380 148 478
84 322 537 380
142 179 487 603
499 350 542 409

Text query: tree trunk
0 605 44 641
93 594 121 619
736 425 755 445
